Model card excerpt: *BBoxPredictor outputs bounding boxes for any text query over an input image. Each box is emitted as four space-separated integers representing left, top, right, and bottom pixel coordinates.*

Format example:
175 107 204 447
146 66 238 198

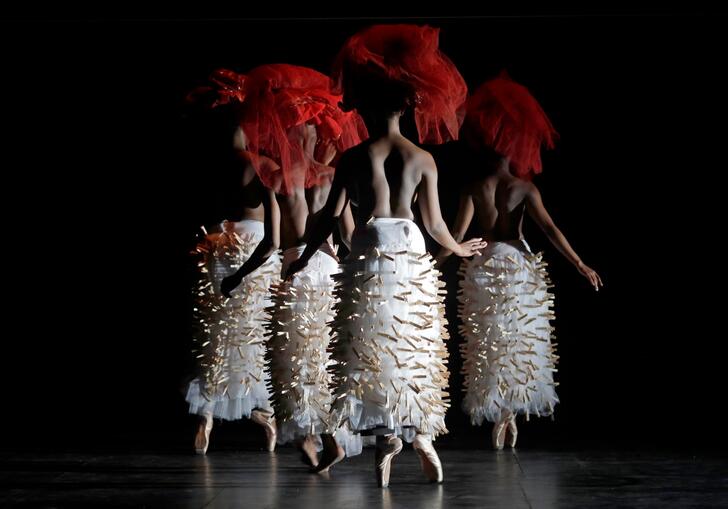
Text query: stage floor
1 446 725 508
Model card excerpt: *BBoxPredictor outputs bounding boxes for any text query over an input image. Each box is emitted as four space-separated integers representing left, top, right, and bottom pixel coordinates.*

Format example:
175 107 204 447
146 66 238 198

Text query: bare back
287 124 487 274
470 172 532 242
226 151 267 222
345 134 432 228
448 163 602 291
277 173 335 249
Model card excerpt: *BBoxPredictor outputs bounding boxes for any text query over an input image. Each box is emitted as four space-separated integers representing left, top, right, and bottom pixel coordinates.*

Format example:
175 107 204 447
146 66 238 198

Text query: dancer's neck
496 157 512 177
365 112 403 139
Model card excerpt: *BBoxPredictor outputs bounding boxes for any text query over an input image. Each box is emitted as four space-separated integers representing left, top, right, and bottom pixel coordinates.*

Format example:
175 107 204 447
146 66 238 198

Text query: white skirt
458 240 558 424
267 245 342 447
330 218 450 449
186 220 281 421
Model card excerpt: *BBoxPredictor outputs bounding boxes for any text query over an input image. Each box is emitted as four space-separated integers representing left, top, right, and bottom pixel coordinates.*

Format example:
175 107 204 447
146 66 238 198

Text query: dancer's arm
220 187 281 297
435 191 475 266
419 157 486 257
284 155 350 279
338 202 355 250
525 183 603 290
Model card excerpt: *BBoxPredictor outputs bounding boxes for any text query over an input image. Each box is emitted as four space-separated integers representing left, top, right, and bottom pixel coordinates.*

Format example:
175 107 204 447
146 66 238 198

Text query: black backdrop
3 12 721 452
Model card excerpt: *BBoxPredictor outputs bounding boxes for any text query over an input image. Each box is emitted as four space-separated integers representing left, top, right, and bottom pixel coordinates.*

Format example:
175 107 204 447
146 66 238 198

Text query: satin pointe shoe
506 415 518 448
194 413 213 455
492 410 515 450
314 433 345 474
375 435 403 488
413 434 443 483
251 409 277 452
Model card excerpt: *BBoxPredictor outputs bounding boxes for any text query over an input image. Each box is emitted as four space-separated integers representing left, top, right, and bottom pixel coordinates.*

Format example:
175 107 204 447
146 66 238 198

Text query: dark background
3 11 721 452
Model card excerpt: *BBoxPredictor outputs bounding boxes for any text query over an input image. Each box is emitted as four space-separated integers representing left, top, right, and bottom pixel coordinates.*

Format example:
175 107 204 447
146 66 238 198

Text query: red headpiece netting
240 64 368 195
332 24 467 145
464 73 559 179
184 68 247 109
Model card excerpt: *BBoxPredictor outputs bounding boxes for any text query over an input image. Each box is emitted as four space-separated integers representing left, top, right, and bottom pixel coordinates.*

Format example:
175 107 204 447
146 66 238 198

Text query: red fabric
464 73 559 179
333 24 467 144
208 68 246 106
185 68 246 108
235 150 286 191
241 64 368 195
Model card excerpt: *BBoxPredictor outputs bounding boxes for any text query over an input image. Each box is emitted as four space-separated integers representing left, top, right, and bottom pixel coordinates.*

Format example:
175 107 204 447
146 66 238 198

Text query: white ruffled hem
186 379 272 421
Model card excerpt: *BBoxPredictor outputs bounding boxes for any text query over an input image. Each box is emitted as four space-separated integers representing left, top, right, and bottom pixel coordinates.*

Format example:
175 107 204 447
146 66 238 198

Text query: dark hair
340 62 416 115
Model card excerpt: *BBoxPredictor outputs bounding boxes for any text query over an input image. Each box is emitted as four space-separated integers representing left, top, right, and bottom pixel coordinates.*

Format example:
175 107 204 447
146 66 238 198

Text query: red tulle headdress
184 68 247 109
241 64 367 195
332 24 467 144
464 72 559 178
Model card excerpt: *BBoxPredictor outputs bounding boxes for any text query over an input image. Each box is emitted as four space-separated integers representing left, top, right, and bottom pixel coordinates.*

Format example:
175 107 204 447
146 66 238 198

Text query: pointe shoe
375 436 403 488
492 410 514 450
251 410 277 452
194 414 213 455
413 434 443 483
492 419 507 451
506 416 518 448
298 435 320 469
314 434 345 474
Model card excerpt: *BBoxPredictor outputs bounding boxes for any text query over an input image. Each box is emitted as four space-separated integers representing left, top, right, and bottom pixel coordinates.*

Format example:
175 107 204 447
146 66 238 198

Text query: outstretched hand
317 140 337 166
220 273 243 298
284 257 308 281
454 238 488 258
577 262 603 291
319 242 340 264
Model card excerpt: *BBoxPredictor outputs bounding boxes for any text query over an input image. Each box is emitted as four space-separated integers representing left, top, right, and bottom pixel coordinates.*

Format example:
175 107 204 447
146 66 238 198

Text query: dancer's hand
220 273 242 298
319 242 340 263
317 140 337 166
284 257 308 280
454 238 487 258
577 262 603 291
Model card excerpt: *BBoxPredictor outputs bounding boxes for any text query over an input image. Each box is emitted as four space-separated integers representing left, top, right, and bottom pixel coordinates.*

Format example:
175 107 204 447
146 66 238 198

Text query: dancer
220 64 366 469
437 73 602 450
285 25 486 486
185 69 281 455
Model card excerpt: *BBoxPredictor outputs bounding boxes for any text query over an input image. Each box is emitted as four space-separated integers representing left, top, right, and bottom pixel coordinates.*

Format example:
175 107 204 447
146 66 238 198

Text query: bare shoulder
519 180 541 202
410 145 437 171
257 153 280 171
414 145 436 164
269 171 283 191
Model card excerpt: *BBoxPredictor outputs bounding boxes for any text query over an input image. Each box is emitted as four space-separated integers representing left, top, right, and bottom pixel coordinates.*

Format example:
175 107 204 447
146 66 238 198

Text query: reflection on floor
1 446 726 508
